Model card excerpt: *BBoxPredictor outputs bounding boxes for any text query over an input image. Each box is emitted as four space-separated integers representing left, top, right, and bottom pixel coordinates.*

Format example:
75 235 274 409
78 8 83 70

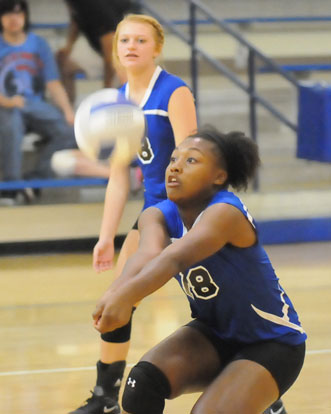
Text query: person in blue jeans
0 0 109 202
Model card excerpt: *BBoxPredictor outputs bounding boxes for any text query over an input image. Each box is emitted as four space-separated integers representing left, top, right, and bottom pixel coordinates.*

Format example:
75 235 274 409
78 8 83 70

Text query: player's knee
51 150 77 176
122 361 171 414
101 308 135 343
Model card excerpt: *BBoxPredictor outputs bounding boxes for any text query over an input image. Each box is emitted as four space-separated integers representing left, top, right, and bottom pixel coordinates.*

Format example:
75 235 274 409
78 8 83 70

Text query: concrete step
1 188 330 243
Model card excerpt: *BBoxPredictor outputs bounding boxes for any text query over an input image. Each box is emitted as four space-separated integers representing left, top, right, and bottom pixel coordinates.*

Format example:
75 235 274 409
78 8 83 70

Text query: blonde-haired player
69 13 197 414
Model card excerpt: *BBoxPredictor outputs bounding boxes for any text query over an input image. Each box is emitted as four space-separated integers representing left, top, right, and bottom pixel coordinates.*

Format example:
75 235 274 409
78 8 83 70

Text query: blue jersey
155 190 307 346
120 66 187 209
0 32 59 100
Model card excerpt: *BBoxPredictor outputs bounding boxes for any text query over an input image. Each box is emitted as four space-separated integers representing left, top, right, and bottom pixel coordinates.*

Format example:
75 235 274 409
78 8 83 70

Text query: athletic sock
96 360 126 400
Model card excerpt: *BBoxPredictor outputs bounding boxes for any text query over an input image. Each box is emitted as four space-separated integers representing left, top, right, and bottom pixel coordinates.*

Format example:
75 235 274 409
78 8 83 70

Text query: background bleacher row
1 0 331 246
2 1 330 193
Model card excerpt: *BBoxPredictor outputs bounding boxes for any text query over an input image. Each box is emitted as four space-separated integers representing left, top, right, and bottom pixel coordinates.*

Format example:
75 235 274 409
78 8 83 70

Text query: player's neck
127 64 158 102
3 30 26 45
178 199 211 231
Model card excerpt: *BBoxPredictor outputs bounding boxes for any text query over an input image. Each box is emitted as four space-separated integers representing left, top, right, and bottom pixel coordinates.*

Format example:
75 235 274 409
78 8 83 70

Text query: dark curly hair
0 0 30 32
188 126 261 191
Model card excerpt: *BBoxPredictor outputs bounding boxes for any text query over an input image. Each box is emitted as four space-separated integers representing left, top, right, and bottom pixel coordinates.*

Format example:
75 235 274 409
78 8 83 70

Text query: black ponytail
189 126 260 191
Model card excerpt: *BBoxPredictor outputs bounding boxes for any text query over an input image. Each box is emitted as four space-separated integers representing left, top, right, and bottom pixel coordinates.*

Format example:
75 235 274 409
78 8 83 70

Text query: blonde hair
112 14 165 68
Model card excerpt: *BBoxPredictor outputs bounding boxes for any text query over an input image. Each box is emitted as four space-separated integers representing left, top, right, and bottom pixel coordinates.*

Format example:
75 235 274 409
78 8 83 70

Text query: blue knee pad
122 361 171 414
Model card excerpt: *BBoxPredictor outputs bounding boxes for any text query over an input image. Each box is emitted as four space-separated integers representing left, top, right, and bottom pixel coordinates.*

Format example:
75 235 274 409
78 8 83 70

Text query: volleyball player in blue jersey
93 127 306 414
69 14 197 414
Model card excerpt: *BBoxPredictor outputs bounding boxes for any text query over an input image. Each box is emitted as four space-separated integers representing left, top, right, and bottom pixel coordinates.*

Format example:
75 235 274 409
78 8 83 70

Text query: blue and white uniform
120 66 187 209
155 190 307 346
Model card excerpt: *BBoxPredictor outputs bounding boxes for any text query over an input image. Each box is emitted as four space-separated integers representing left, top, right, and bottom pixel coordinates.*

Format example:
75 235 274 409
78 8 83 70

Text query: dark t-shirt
65 0 141 53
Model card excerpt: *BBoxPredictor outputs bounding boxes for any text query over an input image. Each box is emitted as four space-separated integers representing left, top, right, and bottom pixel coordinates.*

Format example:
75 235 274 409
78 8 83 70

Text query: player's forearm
98 167 130 242
116 248 183 305
107 244 163 293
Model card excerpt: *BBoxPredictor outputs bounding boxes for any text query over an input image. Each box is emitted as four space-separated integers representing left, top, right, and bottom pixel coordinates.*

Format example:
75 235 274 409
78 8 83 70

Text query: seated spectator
0 0 109 204
57 0 141 103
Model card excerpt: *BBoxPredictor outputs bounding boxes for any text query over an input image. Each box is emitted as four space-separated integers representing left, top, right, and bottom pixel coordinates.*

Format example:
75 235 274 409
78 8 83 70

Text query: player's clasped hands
92 288 133 333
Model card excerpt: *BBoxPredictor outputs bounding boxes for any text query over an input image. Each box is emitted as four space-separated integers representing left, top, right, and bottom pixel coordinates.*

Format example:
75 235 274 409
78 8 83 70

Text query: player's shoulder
208 190 256 227
209 190 240 206
158 68 187 89
150 69 188 107
152 199 177 216
139 200 177 232
207 190 248 216
150 199 183 237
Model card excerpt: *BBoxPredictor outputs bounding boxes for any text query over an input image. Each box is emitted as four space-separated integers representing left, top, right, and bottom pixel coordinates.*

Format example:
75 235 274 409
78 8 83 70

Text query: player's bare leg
51 149 110 178
121 326 280 414
69 230 139 414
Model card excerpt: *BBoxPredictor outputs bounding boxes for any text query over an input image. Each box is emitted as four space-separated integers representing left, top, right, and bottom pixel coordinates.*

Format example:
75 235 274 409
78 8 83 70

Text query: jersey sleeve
152 199 183 238
161 72 189 111
209 191 257 230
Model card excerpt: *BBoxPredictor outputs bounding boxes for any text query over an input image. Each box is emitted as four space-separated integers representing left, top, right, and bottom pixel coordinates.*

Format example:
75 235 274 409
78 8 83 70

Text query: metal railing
31 6 326 146
30 15 331 30
139 0 299 133
137 0 306 189
3 4 315 193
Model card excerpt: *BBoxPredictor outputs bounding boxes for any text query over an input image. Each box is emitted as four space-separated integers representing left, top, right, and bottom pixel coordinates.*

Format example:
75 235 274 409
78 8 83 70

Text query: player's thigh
141 325 222 398
114 228 140 278
192 359 279 414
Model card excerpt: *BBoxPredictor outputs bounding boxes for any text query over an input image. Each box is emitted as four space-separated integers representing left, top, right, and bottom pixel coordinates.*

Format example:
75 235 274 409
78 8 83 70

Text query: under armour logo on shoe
127 377 136 388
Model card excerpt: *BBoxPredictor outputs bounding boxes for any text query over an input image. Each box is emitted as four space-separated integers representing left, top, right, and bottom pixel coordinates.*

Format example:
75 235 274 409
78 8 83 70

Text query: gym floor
1 242 330 414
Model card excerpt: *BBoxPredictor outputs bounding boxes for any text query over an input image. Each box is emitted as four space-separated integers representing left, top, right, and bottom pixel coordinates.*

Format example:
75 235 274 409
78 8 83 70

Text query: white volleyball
74 88 145 166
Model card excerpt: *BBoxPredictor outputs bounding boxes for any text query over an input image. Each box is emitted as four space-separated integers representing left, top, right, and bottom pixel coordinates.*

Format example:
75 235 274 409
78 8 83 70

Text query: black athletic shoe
0 188 41 205
69 387 120 414
263 398 287 414
20 187 41 203
0 190 18 206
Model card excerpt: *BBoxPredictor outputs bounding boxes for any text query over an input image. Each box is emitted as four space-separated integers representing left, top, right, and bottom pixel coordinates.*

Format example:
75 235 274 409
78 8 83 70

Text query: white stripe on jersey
143 109 168 116
124 65 163 108
251 304 305 334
